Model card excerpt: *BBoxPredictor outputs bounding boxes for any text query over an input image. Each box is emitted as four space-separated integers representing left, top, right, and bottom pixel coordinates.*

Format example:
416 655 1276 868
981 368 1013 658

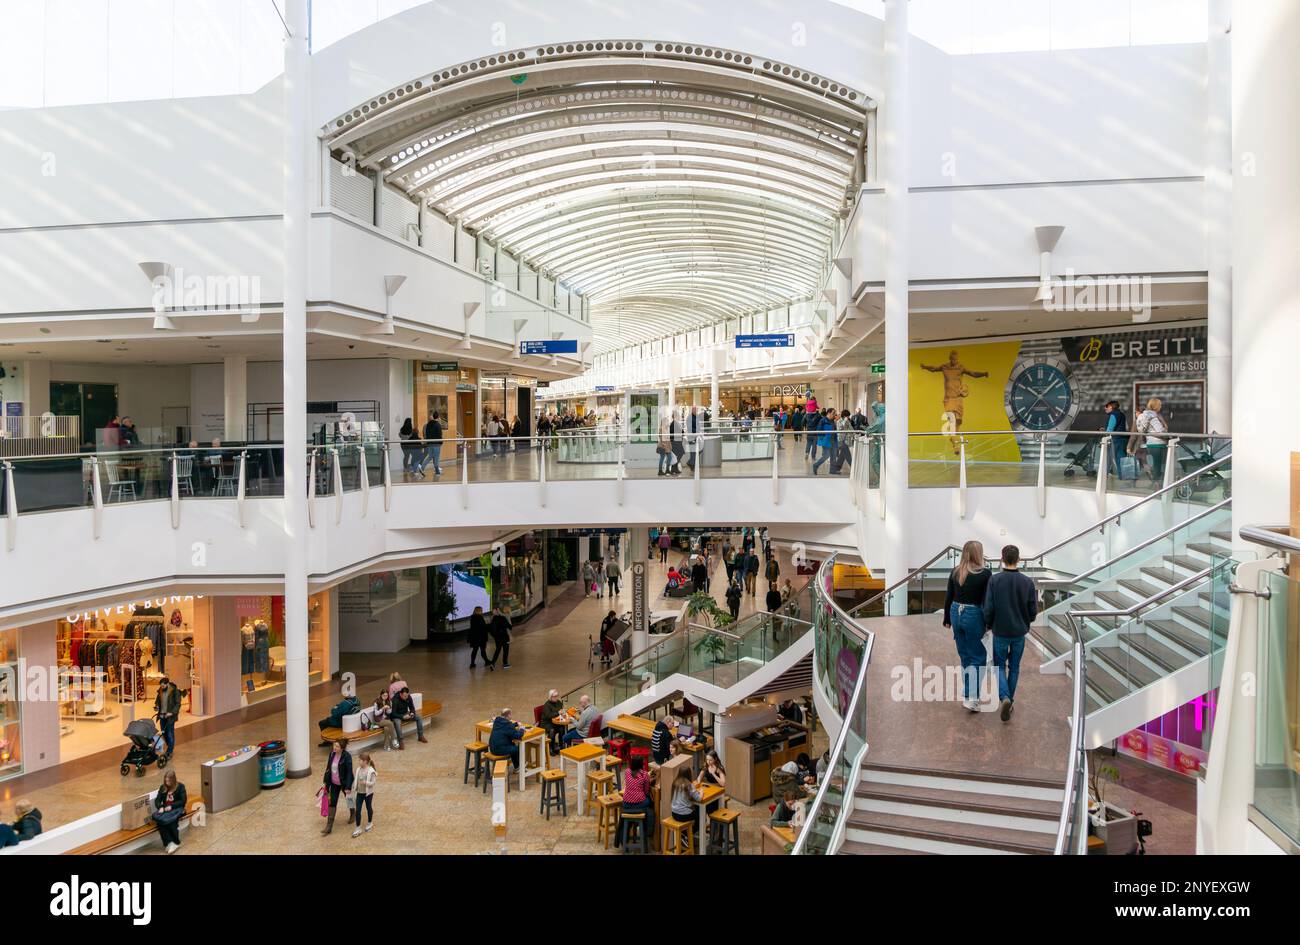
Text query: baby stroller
1061 436 1100 478
121 717 170 777
1173 436 1230 499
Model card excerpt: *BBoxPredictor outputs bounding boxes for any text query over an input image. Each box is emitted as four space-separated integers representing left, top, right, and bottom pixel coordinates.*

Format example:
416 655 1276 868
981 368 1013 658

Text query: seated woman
152 770 187 854
617 755 654 846
700 750 726 817
7 800 42 845
370 690 398 751
540 689 566 754
771 788 803 827
669 766 704 846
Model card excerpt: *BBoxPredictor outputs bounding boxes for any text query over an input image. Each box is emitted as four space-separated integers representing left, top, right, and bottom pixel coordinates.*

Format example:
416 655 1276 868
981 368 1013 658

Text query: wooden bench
65 800 204 855
320 703 442 747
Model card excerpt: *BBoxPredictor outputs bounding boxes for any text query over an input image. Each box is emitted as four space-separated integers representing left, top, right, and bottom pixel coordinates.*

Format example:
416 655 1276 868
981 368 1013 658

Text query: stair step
1123 632 1193 672
860 761 1064 801
1080 659 1130 706
1186 541 1229 559
1209 529 1231 543
855 782 1060 821
838 839 933 855
1164 554 1207 572
845 811 1055 854
1173 605 1213 630
1091 645 1162 689
1050 610 1110 640
1198 588 1231 610
1030 625 1065 657
1140 566 1183 585
1118 578 1162 600
1096 589 1139 610
1146 619 1210 656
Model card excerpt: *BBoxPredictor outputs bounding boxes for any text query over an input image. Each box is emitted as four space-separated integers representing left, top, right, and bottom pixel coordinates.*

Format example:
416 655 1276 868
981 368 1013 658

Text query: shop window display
0 628 21 780
494 535 543 620
236 593 328 705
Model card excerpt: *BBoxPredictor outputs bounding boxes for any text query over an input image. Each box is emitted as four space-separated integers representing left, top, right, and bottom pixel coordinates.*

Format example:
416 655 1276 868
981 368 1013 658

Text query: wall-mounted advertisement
908 324 1208 467
438 563 490 621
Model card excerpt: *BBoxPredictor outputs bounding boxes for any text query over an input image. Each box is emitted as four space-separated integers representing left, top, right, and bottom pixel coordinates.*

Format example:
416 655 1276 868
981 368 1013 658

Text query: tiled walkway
6 546 814 855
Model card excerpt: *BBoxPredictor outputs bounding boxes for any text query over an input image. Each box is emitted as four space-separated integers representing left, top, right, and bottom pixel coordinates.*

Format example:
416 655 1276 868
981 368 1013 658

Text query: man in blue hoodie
812 410 838 475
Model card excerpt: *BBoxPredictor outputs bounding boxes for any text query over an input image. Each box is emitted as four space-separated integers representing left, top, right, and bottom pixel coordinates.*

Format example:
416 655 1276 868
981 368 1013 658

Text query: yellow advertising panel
908 342 1022 462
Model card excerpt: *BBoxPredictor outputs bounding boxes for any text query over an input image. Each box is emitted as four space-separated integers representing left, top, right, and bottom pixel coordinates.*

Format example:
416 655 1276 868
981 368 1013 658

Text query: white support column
1205 0 1232 435
1036 436 1047 518
223 355 248 443
169 452 180 529
710 349 721 418
282 0 312 779
882 0 910 610
3 462 15 551
236 451 247 528
1231 0 1300 548
1095 437 1110 518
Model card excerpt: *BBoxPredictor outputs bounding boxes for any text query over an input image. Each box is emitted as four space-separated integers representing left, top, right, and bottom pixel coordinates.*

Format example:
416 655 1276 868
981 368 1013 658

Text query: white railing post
357 443 370 518
237 451 247 528
461 439 470 510
617 440 626 506
332 448 343 525
1161 436 1180 520
771 433 780 504
1037 435 1047 518
3 461 15 551
958 436 968 519
538 435 548 508
382 442 392 512
877 439 886 520
169 451 180 529
307 449 317 529
90 456 103 540
1096 436 1110 518
693 432 701 506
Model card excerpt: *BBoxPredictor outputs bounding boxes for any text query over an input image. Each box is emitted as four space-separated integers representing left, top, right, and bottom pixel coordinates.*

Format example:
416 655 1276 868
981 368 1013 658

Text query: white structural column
282 0 312 778
710 349 722 417
882 0 910 610
222 354 248 442
1205 0 1232 435
1230 0 1300 546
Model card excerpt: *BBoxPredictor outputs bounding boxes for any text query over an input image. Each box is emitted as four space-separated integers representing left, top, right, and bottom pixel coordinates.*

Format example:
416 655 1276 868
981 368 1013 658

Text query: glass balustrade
1255 566 1300 847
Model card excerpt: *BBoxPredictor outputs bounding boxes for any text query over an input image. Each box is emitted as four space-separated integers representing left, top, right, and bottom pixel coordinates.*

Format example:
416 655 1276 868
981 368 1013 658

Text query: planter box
1092 801 1137 855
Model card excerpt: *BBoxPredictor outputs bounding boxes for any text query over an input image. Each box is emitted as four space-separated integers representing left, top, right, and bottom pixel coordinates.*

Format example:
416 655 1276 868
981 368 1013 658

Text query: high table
558 742 607 815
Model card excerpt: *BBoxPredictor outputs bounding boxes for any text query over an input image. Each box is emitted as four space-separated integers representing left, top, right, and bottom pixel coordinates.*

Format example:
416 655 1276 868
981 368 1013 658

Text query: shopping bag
1117 455 1139 481
317 787 328 817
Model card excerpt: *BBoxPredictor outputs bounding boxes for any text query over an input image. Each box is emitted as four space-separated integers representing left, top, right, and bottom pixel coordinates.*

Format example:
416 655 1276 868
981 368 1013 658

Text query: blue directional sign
594 385 616 392
520 339 578 355
735 333 795 349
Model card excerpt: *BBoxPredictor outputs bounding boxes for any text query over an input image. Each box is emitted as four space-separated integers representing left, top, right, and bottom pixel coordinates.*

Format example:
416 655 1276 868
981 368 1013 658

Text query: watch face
1007 361 1074 431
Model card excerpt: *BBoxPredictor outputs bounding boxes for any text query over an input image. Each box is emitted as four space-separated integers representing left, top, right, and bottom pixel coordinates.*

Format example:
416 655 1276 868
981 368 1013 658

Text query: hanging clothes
253 621 271 674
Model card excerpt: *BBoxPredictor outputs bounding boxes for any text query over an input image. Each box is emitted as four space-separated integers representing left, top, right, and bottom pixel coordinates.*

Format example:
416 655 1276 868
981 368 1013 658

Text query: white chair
175 455 195 496
267 645 286 675
104 460 136 502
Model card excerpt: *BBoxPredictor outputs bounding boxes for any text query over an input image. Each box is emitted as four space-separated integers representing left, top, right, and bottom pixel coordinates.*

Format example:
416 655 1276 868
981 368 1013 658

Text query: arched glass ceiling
323 40 871 352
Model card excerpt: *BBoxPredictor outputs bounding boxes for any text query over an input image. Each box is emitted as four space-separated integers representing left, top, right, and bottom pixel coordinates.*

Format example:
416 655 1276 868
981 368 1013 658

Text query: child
351 753 377 838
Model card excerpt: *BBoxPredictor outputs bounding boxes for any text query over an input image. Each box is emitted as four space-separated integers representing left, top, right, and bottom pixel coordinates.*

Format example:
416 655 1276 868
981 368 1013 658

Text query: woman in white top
1131 397 1169 482
351 752 377 838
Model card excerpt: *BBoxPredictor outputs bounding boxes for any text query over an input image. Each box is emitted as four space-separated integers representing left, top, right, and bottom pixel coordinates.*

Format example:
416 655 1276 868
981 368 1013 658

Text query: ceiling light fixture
139 261 177 330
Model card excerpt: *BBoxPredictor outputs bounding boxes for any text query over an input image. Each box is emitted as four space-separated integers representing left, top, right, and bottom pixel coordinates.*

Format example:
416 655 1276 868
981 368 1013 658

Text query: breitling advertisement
909 324 1208 463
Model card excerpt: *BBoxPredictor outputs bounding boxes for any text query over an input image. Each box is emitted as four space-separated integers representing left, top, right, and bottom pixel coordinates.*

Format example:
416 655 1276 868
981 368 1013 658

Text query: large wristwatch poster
908 324 1208 466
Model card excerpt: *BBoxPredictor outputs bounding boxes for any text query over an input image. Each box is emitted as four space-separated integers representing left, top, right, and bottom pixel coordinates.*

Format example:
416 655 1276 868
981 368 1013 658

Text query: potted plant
685 592 735 664
1088 760 1137 854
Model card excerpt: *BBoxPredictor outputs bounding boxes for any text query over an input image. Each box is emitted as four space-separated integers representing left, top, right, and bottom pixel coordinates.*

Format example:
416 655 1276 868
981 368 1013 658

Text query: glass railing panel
3 452 100 512
961 432 1039 487
908 432 962 488
1255 567 1300 847
465 437 539 483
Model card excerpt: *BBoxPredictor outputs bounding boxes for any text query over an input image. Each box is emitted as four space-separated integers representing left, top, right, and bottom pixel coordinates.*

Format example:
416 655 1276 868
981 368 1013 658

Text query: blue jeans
949 603 986 701
159 715 176 755
419 444 441 475
805 433 817 457
562 728 585 746
991 635 1025 702
812 443 832 474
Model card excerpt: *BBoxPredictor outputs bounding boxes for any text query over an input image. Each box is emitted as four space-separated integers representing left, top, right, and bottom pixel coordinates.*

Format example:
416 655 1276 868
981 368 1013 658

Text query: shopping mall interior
0 0 1295 891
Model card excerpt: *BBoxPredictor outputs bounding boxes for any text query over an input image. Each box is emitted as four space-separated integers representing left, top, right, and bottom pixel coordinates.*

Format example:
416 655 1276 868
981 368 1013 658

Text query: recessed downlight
39 327 51 334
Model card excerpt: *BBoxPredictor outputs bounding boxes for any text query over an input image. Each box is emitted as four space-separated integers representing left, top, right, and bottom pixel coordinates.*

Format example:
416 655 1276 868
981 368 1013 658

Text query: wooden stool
539 769 567 819
603 755 624 790
463 741 487 787
708 808 741 855
483 752 510 795
585 769 615 812
661 817 693 856
595 793 622 849
619 811 648 854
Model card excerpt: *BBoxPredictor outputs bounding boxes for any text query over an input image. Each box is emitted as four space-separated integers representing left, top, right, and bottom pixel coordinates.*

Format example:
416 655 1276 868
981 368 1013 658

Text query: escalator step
1147 619 1210 656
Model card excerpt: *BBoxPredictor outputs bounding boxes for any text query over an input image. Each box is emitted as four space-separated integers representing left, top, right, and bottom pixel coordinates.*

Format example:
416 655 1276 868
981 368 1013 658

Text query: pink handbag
317 786 328 817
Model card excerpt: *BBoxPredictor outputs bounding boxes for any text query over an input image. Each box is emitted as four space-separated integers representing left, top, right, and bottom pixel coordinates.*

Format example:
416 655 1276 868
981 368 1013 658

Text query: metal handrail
1239 523 1300 556
792 552 875 855
1028 452 1231 564
1035 496 1231 589
847 544 962 618
1066 563 1216 623
907 429 1225 441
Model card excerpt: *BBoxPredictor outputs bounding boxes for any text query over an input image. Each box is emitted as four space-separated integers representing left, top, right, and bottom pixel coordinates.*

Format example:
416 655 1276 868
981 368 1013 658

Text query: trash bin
258 740 287 789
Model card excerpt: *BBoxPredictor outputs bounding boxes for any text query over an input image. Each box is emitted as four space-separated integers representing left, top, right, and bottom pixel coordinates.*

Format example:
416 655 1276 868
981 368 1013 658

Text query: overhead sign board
520 339 578 355
420 360 459 372
735 333 795 349
594 386 616 392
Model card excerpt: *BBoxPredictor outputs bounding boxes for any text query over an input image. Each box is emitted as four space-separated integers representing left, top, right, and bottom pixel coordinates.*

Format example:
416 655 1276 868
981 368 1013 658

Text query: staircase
839 763 1063 855
1028 525 1232 748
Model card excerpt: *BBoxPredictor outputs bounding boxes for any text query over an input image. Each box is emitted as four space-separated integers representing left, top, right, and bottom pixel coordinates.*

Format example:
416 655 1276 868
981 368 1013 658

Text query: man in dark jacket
487 606 513 670
418 412 443 477
317 694 361 745
982 544 1037 721
390 686 427 748
744 550 761 596
725 580 742 620
467 605 490 668
690 557 708 594
764 555 780 591
1103 400 1128 477
489 708 526 769
11 801 42 843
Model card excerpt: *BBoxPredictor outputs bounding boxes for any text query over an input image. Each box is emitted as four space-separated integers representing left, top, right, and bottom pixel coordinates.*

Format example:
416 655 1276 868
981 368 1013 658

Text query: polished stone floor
5 548 813 855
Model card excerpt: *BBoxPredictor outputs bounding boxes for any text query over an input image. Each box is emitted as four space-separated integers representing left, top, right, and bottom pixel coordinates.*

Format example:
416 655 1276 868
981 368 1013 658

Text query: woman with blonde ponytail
943 540 992 712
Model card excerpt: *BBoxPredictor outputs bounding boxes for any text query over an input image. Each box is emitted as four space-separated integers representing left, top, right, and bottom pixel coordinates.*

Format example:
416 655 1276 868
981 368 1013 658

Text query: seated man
389 686 427 749
562 694 600 746
489 707 526 769
540 689 566 754
777 697 805 726
317 693 361 746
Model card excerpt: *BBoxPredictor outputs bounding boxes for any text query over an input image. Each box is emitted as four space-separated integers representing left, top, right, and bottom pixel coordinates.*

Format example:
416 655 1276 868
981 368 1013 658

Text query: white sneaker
962 699 979 712
165 842 178 854
364 824 373 832
351 827 361 838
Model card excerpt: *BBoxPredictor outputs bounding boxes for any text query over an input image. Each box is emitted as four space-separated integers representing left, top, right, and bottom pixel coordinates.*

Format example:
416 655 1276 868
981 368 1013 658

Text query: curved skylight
323 40 869 351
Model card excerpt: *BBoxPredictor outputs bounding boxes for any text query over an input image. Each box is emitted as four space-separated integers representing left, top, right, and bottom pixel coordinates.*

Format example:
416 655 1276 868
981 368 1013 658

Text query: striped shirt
622 770 650 805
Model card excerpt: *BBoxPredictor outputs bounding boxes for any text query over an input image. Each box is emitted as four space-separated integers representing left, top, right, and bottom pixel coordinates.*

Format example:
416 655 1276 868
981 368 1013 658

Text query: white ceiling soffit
323 40 870 353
